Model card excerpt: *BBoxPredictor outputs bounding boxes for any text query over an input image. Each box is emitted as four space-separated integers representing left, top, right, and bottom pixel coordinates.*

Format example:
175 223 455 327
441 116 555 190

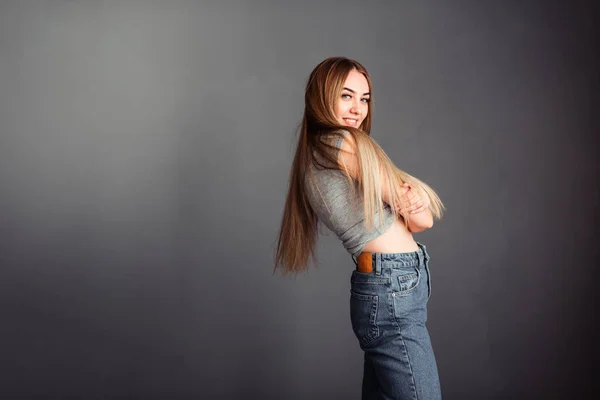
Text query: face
334 69 370 128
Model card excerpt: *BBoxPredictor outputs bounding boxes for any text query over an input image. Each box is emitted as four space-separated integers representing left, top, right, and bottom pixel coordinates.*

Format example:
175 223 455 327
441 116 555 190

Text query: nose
350 99 361 115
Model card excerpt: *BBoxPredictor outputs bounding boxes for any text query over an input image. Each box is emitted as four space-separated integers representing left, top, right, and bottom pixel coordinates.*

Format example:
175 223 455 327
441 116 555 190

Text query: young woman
275 57 445 400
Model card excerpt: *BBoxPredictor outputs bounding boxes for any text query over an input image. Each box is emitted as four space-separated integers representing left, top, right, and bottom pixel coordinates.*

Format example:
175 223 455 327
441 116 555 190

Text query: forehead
343 69 370 92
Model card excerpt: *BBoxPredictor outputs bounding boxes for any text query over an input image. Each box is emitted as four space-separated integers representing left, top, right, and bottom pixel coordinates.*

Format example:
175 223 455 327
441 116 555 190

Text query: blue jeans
350 242 441 400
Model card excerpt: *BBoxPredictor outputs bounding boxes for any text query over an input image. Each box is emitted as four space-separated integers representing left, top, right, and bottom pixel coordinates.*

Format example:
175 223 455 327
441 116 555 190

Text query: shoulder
321 129 349 143
335 131 359 177
337 130 356 153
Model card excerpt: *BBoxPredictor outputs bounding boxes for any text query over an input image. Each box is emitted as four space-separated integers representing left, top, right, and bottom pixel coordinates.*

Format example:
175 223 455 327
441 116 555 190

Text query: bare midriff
361 217 419 254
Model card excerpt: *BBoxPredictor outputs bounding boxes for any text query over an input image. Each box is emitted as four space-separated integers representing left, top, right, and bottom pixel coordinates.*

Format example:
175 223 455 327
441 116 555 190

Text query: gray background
1 0 597 399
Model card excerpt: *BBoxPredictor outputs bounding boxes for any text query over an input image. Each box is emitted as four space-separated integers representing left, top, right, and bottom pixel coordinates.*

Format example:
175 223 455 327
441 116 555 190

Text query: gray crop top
304 131 395 257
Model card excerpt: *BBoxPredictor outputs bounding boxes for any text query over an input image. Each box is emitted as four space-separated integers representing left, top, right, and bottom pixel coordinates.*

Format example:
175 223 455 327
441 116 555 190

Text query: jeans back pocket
349 290 380 347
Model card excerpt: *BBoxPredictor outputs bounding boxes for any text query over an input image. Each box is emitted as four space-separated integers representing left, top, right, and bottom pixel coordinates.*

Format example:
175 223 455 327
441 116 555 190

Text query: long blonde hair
274 57 444 274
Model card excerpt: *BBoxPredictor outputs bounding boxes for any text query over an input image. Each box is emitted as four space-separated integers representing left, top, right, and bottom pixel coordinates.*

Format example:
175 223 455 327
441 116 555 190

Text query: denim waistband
357 242 430 271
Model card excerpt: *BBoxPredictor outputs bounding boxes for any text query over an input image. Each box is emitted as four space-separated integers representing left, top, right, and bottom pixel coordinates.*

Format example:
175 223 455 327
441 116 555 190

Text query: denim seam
351 278 389 285
389 294 418 400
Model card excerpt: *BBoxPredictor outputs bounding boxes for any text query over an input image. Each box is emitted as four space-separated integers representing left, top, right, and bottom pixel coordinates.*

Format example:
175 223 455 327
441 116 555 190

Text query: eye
341 93 351 99
361 97 371 103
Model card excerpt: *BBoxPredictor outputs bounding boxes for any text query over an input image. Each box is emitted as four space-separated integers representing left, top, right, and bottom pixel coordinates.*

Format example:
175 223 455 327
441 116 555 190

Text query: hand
397 183 430 215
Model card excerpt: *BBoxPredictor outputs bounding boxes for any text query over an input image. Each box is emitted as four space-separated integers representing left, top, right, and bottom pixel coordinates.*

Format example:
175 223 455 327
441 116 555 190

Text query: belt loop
417 242 432 299
416 242 424 267
418 242 429 264
375 253 382 275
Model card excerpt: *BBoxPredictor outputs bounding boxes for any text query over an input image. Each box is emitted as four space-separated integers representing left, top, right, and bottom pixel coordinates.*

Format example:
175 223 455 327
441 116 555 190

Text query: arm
338 133 434 232
401 184 434 233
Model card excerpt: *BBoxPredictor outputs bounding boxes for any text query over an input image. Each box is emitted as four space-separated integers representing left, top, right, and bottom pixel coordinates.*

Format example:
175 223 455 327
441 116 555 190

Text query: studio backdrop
0 1 596 399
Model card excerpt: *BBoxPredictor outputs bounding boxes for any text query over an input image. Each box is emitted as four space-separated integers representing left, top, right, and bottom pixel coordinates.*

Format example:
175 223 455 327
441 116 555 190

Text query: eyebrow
343 87 371 96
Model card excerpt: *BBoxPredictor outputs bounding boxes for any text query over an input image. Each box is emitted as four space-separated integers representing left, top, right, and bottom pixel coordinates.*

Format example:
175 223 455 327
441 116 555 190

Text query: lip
342 118 360 127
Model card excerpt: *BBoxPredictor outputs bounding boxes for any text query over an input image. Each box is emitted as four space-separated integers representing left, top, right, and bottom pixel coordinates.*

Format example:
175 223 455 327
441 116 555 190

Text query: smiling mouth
343 118 359 126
